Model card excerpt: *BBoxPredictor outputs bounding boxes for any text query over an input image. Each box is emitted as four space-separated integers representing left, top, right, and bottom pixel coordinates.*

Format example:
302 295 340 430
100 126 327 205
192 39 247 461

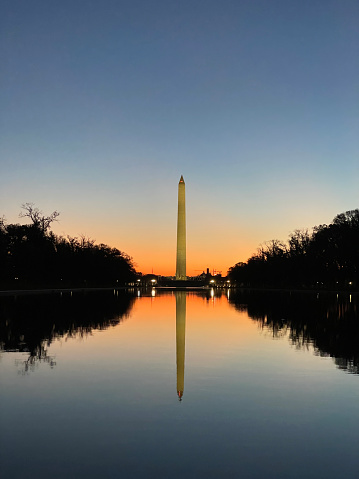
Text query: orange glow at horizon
49 182 308 277
43 171 343 278
134 238 257 276
53 219 257 276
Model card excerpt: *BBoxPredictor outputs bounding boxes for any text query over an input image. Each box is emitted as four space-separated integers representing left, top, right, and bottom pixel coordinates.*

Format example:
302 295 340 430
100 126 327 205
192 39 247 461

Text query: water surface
1 289 358 478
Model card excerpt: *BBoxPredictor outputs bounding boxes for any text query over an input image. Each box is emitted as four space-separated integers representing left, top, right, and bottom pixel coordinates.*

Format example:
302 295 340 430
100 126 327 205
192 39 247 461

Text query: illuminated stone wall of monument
176 175 186 280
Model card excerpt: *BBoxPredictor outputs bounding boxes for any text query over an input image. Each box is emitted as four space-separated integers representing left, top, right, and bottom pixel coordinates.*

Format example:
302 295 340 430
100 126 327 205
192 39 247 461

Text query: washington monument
176 175 186 280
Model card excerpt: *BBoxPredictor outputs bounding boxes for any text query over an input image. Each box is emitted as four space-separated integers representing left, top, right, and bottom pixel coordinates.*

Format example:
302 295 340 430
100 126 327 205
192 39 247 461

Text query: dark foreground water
1 289 358 479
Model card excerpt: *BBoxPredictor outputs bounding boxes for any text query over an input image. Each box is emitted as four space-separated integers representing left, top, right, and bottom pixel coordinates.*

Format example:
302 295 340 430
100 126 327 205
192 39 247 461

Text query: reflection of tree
229 291 359 375
0 290 135 372
15 344 56 374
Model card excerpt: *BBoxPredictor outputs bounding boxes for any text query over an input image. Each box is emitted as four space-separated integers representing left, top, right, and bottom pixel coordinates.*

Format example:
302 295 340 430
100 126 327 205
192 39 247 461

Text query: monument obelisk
176 175 186 280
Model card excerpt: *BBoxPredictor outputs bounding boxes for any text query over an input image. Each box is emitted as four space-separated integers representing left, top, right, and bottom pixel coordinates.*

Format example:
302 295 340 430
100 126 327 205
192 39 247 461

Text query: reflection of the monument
0 290 135 372
176 291 186 401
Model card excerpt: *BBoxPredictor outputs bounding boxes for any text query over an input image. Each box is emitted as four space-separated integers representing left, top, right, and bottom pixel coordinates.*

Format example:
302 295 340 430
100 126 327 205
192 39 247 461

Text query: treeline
228 209 359 290
0 204 137 289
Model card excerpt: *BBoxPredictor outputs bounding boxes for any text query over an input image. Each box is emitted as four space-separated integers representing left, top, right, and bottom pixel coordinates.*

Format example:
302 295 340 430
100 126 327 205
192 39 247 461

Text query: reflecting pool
1 289 358 478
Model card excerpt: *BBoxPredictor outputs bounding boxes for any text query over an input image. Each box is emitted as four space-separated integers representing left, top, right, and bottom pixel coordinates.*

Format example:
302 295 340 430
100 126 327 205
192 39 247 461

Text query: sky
1 0 358 276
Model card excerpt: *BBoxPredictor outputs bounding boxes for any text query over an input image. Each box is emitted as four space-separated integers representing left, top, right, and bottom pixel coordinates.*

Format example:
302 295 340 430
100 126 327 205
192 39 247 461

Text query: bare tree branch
19 203 60 232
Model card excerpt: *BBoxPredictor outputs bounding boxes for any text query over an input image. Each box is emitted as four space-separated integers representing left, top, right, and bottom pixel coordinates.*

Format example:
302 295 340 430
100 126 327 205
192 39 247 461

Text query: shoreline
0 286 357 296
0 286 129 296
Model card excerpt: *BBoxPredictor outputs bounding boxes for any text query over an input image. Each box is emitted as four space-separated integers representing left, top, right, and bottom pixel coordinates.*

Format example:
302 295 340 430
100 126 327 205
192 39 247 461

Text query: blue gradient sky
1 0 358 275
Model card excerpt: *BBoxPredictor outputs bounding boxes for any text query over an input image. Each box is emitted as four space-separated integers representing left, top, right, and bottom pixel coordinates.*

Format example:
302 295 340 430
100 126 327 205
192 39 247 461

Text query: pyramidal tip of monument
179 175 185 183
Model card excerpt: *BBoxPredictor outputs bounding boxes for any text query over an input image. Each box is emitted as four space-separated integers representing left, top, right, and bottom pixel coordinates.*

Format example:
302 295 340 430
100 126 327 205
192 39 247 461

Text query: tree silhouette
229 209 359 290
19 202 60 232
0 204 137 288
